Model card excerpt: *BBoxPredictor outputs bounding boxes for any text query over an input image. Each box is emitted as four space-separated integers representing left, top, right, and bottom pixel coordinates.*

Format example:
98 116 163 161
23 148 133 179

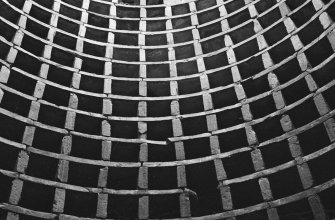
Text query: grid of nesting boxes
0 0 335 219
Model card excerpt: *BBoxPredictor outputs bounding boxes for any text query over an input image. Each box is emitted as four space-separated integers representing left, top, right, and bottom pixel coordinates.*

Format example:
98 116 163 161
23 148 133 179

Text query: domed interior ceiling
0 0 335 219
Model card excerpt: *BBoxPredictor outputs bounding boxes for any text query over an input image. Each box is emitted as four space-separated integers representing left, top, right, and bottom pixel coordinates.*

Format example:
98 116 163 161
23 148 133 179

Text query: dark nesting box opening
88 13 109 28
216 107 244 129
146 48 168 62
53 32 77 50
258 8 282 28
64 190 98 217
0 20 16 41
148 167 177 189
269 39 296 64
204 51 229 70
179 96 204 114
273 58 302 84
227 8 251 28
172 3 190 15
147 120 173 141
201 35 226 54
110 120 138 138
287 98 320 128
116 6 140 18
305 37 334 67
0 142 19 171
196 0 216 10
199 22 222 39
71 136 102 160
1 90 31 117
218 128 249 152
149 194 180 218
107 167 138 190
211 87 238 108
115 32 138 46
255 0 277 13
208 69 233 88
111 80 139 96
112 63 139 78
60 4 82 20
277 199 315 220
7 70 36 95
0 174 12 203
0 41 10 60
187 161 223 216
148 143 176 162
230 22 255 44
177 60 199 76
0 114 25 142
222 151 255 179
19 181 55 212
281 78 310 105
83 41 106 57
145 34 167 46
113 47 140 62
181 116 208 136
57 17 79 35
43 85 70 106
32 128 63 153
311 57 335 87
268 166 304 199
184 137 211 159
75 113 102 135
26 19 49 39
147 81 170 97
175 44 195 60
147 100 171 117
197 8 220 25
173 30 193 43
112 99 138 117
178 77 201 95
68 162 101 187
20 34 44 56
77 93 103 113
261 140 293 168
29 5 51 24
249 95 277 119
319 186 335 218
146 20 167 32
238 56 265 79
51 48 75 67
290 2 316 27
13 51 42 75
85 27 108 43
172 17 191 29
47 65 73 87
38 104 66 128
236 209 268 220
230 179 263 209
242 72 270 97
107 195 139 219
26 153 58 181
89 1 110 15
110 142 139 162
225 0 245 13
308 148 335 185
253 116 284 142
81 57 105 75
298 19 324 45
79 74 104 93
116 20 139 31
264 22 288 46
235 39 259 61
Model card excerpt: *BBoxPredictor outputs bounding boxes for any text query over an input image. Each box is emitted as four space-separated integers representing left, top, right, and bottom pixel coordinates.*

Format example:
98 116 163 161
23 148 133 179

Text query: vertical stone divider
137 8 149 219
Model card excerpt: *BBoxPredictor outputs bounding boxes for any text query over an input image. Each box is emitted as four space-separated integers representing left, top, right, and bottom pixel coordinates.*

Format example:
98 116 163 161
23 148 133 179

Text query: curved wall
0 0 335 219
